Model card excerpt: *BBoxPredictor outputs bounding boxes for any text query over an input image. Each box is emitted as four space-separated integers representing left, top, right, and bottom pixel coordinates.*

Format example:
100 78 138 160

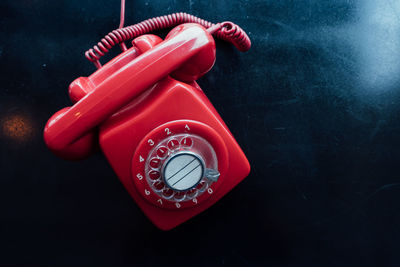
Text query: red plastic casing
43 24 250 230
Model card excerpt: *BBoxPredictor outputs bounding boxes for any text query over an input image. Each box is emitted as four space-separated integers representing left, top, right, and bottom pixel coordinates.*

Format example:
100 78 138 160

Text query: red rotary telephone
43 11 251 230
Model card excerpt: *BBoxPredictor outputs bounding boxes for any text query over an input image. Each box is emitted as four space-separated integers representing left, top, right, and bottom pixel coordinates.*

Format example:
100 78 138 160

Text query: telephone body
44 23 250 230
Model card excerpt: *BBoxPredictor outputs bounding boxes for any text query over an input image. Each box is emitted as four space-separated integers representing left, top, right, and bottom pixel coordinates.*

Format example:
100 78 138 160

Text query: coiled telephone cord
85 0 251 69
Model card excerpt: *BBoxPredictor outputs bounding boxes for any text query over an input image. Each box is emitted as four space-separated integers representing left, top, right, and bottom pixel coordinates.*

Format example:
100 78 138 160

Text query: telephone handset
44 13 251 230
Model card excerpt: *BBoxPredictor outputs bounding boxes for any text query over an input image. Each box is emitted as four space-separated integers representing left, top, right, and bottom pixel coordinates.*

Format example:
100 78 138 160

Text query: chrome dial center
162 152 205 191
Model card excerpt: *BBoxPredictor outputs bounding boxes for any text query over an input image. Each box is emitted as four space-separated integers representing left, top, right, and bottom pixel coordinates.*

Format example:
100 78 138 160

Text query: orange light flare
1 114 35 142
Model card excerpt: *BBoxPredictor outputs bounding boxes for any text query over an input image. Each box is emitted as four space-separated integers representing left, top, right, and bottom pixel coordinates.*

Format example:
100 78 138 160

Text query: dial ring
131 120 228 210
146 134 216 202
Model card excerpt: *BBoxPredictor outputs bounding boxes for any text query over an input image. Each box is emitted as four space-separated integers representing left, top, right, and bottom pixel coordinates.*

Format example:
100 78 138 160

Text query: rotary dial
131 120 228 209
145 134 220 203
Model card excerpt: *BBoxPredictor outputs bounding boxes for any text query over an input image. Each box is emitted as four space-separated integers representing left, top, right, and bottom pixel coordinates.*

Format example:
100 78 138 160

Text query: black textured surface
1 0 400 266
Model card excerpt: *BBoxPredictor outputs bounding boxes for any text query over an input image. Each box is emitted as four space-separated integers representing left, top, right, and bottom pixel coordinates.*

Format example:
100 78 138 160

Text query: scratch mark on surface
296 185 309 200
272 19 299 34
369 119 385 141
365 183 400 201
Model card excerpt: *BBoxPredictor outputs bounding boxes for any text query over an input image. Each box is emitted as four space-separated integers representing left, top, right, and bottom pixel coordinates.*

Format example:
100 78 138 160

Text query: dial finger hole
149 170 160 180
162 188 174 199
153 180 165 192
174 191 186 201
167 139 179 150
156 146 168 158
180 137 193 147
149 158 161 169
196 180 208 192
186 188 198 199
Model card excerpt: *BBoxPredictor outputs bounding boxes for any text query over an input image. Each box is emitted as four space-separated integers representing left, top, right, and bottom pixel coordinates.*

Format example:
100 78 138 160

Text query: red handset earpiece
168 24 217 82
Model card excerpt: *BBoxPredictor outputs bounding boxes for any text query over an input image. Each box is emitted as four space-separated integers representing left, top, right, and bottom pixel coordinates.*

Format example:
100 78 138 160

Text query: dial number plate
131 120 228 210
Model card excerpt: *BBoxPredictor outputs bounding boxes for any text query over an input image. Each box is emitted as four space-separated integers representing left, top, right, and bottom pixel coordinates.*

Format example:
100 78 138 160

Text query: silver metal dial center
162 152 205 191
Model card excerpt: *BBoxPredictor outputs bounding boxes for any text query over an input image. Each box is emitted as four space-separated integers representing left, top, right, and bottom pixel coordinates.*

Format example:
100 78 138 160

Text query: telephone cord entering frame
85 0 251 68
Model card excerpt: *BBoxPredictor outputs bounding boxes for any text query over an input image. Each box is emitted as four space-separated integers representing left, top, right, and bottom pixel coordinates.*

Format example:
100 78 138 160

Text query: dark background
1 0 400 266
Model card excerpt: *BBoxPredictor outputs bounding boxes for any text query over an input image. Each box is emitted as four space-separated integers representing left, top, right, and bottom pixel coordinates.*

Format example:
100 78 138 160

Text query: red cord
85 12 251 69
119 0 125 29
117 0 127 52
